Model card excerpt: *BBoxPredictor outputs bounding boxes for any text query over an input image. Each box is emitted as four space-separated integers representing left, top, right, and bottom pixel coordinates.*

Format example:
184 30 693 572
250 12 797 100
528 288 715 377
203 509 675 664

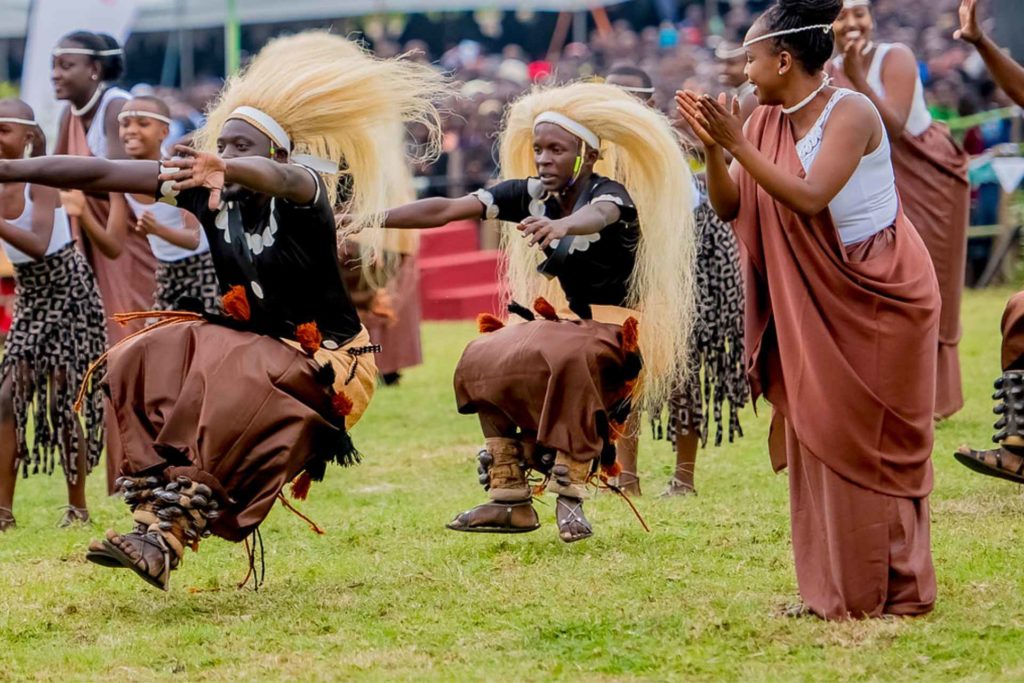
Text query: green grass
2 287 1023 681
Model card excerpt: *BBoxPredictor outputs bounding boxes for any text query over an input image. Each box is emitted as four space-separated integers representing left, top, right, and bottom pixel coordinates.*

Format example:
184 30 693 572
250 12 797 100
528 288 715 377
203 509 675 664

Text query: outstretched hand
675 90 717 149
159 145 227 211
954 0 983 43
518 215 570 250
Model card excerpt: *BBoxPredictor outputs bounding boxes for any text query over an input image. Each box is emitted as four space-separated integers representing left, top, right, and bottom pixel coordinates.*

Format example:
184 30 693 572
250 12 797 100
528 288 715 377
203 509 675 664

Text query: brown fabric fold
453 318 630 462
734 104 940 498
889 125 969 418
1000 292 1024 372
786 419 936 619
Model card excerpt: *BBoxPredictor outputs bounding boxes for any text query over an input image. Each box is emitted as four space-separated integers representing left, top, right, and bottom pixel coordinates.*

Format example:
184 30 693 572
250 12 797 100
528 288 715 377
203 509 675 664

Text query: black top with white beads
473 174 638 316
160 165 362 344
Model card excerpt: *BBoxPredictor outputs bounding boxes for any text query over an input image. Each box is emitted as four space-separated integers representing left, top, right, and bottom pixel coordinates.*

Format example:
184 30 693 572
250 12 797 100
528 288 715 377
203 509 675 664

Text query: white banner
992 157 1024 194
21 0 137 149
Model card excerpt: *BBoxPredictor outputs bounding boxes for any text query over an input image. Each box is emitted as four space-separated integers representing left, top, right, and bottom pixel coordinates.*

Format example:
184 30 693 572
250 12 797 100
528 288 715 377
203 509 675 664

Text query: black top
159 166 362 344
475 174 639 316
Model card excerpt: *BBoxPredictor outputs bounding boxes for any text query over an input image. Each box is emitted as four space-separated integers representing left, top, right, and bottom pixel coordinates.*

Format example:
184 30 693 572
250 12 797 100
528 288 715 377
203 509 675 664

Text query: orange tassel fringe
477 313 504 333
290 471 312 500
296 321 322 355
331 392 354 418
621 316 639 354
276 493 325 535
534 297 559 321
222 285 251 322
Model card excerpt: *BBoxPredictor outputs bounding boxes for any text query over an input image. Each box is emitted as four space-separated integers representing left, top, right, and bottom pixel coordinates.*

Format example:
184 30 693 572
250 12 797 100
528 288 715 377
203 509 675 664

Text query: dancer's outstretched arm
160 146 319 209
381 195 485 229
956 0 1024 107
0 156 158 195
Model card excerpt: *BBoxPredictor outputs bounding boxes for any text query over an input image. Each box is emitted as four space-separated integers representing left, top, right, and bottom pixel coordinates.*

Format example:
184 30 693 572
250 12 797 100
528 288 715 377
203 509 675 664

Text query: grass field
1 287 1023 681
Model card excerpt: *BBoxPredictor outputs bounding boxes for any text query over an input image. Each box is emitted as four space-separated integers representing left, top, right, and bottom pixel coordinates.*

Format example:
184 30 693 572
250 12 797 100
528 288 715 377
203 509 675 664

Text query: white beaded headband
843 0 870 7
0 117 38 127
117 109 172 125
52 47 123 57
533 111 601 148
743 24 833 48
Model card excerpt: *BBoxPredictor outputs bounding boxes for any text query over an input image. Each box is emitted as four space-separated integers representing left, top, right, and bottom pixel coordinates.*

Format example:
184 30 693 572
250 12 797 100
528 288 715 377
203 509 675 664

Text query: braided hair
759 0 842 73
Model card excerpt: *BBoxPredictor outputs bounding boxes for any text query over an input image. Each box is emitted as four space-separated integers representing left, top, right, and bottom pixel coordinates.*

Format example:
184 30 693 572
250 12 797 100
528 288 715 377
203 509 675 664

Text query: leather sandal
446 500 540 534
954 445 1024 485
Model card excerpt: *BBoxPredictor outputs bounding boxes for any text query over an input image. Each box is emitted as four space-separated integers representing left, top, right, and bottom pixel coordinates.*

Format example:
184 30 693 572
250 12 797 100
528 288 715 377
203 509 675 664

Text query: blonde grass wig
195 31 446 238
499 82 697 409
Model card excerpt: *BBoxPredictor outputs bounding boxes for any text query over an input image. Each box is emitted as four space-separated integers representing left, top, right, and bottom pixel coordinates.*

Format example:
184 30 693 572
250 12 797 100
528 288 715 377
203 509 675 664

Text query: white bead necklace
71 86 104 117
782 75 831 115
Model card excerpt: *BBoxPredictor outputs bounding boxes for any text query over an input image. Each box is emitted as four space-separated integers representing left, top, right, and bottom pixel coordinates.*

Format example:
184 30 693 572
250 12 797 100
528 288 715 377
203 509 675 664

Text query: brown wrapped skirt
105 321 376 542
454 317 633 463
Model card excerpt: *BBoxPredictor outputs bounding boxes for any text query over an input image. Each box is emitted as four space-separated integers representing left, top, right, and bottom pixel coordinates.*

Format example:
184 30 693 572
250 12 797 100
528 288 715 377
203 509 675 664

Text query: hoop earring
91 74 98 81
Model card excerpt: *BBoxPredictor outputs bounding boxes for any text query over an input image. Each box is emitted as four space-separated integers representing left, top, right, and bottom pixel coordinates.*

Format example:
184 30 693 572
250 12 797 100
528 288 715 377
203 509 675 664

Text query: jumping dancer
0 32 445 589
378 81 697 542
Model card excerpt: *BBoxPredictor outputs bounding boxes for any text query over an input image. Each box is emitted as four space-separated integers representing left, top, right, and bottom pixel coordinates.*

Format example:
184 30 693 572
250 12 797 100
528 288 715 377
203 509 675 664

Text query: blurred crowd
59 0 1024 198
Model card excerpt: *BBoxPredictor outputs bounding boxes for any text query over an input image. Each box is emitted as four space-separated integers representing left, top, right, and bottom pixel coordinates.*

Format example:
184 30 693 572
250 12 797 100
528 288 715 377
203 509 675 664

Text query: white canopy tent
0 0 622 38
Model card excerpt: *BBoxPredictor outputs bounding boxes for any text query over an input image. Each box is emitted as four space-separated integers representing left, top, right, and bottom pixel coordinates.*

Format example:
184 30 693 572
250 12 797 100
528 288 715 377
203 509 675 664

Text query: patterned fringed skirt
0 245 106 483
153 251 220 312
657 200 748 447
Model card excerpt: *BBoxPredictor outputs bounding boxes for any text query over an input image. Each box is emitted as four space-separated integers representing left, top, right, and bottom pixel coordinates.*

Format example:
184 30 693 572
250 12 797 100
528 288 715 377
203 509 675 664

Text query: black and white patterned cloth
153 251 220 312
656 181 748 448
0 244 106 483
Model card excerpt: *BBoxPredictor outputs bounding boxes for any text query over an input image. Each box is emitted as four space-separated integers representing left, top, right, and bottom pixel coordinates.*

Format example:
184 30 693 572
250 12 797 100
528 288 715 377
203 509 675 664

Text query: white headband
715 44 746 59
533 111 600 149
743 24 833 48
843 0 870 7
619 85 656 95
0 117 38 128
117 109 172 125
225 105 339 174
52 47 123 57
227 106 291 152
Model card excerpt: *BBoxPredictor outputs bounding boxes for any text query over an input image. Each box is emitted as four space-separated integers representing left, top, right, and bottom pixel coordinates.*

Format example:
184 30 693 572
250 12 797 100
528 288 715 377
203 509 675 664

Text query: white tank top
795 89 899 246
864 43 932 137
73 86 130 160
1 184 73 264
123 192 210 263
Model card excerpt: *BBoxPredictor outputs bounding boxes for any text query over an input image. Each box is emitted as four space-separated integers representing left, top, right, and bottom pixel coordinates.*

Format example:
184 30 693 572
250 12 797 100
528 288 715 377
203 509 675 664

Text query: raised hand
694 93 744 153
842 33 869 87
954 0 983 43
136 211 161 235
675 90 719 149
60 190 86 218
159 145 227 211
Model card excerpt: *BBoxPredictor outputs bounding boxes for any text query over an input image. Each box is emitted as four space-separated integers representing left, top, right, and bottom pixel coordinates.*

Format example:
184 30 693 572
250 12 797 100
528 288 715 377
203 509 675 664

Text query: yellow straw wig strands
195 31 447 237
498 81 697 409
